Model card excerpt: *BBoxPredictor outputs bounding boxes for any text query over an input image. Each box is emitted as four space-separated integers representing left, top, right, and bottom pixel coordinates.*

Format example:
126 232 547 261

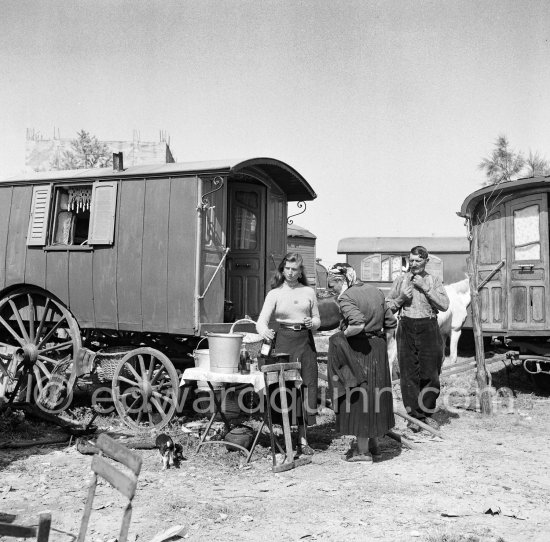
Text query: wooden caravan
0 157 316 426
459 176 550 381
459 177 550 338
337 236 469 295
286 224 317 287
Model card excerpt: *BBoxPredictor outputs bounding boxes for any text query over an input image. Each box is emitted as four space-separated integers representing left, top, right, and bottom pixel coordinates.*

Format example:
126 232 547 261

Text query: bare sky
1 0 549 265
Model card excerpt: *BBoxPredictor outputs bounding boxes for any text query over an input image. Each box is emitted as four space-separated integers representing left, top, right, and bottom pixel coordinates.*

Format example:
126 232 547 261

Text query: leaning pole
467 223 493 415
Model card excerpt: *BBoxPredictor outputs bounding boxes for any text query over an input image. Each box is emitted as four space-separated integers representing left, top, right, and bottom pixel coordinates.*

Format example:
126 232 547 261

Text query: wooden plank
119 504 133 542
77 474 97 542
5 186 32 286
167 177 197 334
68 250 95 327
36 512 52 542
141 178 170 332
93 246 118 328
200 177 226 326
96 433 142 475
92 179 120 328
24 247 47 289
511 287 527 323
0 523 36 536
117 180 145 329
265 190 287 293
91 454 138 500
0 186 13 289
45 251 69 306
0 186 13 290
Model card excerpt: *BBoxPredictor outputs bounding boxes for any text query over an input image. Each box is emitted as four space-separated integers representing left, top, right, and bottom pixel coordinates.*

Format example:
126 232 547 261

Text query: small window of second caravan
361 253 444 282
361 254 407 282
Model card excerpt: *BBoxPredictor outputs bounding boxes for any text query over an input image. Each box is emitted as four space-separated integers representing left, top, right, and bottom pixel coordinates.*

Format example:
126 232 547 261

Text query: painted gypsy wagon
337 236 470 294
459 175 550 380
0 156 316 427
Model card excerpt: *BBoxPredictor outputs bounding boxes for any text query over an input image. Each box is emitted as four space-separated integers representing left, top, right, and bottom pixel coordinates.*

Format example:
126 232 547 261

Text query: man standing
386 246 449 431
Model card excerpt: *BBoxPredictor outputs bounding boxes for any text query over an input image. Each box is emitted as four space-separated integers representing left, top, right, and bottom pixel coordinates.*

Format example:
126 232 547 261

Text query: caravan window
513 204 541 261
361 253 444 282
361 254 407 282
232 191 258 250
27 181 118 248
52 186 91 245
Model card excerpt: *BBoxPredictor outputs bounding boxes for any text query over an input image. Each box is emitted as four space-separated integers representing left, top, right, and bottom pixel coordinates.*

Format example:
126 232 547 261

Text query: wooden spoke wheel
112 347 179 429
0 287 81 410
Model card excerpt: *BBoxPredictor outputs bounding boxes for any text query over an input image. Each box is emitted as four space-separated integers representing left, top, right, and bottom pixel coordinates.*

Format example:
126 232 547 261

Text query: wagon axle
14 344 39 365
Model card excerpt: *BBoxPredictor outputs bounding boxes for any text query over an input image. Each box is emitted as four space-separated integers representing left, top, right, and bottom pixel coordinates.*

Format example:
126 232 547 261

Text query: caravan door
226 182 266 320
506 194 550 331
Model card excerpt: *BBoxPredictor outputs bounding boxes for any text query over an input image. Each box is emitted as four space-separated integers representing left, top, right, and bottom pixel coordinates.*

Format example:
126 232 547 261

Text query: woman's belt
279 323 308 331
363 330 385 338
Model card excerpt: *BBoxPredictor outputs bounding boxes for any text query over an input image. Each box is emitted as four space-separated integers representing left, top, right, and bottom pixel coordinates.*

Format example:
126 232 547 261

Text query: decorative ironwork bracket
199 176 224 211
288 201 306 225
464 217 473 241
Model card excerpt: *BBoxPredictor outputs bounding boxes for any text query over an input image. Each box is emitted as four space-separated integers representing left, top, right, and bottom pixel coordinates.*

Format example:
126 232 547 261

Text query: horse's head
316 291 341 331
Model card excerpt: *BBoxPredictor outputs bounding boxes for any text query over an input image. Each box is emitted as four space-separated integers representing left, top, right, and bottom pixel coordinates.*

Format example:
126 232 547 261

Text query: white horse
437 277 471 364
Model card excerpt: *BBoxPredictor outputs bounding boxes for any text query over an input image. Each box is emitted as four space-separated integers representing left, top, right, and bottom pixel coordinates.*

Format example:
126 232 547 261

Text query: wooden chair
0 512 51 541
78 433 142 542
261 361 311 472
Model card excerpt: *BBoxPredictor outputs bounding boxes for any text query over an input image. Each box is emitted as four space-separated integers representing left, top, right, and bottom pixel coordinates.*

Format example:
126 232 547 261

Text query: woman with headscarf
327 263 397 462
256 252 320 455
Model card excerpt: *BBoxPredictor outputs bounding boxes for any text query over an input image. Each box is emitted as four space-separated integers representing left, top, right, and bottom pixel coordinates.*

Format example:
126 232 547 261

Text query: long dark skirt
267 327 318 426
328 333 394 439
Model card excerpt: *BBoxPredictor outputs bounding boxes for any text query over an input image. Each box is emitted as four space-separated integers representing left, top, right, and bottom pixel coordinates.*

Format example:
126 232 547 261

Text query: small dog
155 433 184 470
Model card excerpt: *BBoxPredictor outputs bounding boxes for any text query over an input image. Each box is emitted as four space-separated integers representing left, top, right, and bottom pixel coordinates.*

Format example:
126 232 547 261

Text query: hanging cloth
68 187 92 213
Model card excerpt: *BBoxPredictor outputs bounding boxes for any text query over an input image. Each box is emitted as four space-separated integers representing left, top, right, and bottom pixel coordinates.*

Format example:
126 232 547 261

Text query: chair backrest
78 433 142 542
0 512 51 542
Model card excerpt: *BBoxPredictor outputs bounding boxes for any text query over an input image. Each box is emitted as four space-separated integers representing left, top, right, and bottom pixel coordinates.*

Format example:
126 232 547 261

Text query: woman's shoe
297 444 315 456
345 451 372 463
368 443 381 459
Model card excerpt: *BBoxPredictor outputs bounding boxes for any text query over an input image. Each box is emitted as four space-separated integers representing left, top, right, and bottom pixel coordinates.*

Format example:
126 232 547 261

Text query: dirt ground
2 336 550 542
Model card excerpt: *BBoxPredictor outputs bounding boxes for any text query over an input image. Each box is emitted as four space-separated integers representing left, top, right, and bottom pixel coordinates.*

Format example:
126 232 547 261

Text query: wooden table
180 367 303 466
180 368 269 463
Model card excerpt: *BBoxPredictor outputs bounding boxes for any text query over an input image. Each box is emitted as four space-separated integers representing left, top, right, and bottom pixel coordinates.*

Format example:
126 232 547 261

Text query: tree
478 135 524 186
524 149 550 178
51 130 112 170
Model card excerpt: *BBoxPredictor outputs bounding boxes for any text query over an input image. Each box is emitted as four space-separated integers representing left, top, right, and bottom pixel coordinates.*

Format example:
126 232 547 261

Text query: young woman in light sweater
256 252 320 455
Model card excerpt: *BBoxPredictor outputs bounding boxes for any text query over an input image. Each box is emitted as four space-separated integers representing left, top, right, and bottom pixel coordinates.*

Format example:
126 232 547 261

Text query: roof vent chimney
113 152 124 172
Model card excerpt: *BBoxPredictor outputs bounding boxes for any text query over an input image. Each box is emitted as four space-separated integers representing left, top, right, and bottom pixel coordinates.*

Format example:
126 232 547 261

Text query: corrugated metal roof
338 237 469 254
459 175 550 217
1 157 317 202
287 224 316 239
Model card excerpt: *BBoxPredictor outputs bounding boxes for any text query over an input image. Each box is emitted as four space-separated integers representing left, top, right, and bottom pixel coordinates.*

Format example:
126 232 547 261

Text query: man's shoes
424 417 441 431
407 421 422 433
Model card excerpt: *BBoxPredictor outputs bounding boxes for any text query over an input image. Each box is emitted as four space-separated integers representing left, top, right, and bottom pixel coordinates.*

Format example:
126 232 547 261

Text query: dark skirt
267 327 318 426
328 332 394 439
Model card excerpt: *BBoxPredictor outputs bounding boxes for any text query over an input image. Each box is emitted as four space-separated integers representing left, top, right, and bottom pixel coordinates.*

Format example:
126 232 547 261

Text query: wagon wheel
0 287 81 411
112 347 179 429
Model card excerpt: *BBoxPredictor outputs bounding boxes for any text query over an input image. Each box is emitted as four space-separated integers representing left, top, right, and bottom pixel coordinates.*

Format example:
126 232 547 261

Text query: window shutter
88 181 118 245
27 185 52 246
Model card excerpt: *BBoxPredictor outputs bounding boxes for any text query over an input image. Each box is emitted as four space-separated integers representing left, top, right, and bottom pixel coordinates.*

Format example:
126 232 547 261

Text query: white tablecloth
180 367 266 393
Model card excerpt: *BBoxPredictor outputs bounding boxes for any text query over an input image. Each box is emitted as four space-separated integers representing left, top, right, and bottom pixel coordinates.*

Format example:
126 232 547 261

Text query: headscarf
328 263 357 288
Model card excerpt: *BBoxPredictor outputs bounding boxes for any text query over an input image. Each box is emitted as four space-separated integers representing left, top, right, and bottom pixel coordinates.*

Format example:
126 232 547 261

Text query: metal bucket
192 348 221 390
207 333 243 374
